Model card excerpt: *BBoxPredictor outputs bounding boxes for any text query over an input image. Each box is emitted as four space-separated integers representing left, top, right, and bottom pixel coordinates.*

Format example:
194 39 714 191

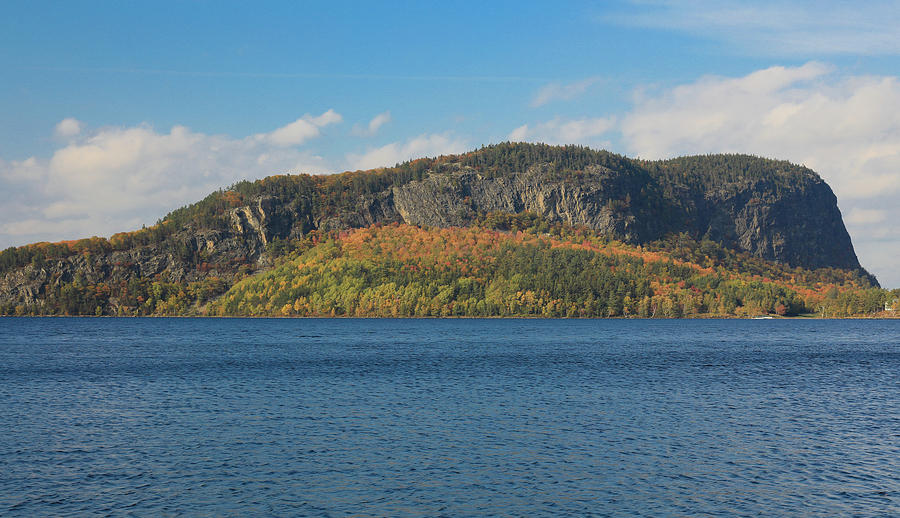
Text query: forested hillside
1 143 890 317
209 215 895 318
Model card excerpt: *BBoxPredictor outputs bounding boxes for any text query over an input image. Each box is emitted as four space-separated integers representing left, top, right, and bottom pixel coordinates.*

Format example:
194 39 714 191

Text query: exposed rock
388 162 862 272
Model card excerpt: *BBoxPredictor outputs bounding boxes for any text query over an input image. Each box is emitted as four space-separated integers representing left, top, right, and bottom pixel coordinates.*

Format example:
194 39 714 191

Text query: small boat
751 316 774 319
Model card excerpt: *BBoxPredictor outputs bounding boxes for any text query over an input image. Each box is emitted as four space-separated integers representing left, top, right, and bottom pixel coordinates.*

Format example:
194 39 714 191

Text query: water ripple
1 317 899 516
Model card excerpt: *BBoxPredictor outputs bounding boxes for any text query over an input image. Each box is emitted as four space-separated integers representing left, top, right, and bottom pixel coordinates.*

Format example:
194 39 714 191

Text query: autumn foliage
207 218 895 318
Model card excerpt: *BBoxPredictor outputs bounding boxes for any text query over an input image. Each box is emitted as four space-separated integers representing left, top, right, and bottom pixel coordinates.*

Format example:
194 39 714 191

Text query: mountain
0 143 887 317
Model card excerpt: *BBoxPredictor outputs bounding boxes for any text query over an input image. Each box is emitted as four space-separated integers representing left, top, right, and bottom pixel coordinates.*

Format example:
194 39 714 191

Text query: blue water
1 318 899 517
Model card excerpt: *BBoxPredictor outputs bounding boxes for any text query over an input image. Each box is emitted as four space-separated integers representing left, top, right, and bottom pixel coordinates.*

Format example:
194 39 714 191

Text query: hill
0 142 891 317
210 217 891 318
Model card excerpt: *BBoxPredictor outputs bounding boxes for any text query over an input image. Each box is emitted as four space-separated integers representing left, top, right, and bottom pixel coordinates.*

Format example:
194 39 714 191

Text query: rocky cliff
0 143 875 314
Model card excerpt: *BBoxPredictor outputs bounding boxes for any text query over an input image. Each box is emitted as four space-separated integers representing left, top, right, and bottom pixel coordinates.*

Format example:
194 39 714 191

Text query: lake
1 318 899 516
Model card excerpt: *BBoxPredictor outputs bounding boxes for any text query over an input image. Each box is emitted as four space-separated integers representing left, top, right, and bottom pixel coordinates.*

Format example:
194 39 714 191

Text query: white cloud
509 124 530 142
308 109 342 127
54 118 82 138
347 133 468 170
0 114 339 248
352 111 392 136
266 119 321 146
619 62 900 286
609 0 900 56
531 77 602 107
367 111 392 134
263 109 342 146
507 116 615 146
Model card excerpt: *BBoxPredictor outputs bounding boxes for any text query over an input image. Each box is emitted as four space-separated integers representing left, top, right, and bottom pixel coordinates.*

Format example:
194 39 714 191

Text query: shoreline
2 314 898 320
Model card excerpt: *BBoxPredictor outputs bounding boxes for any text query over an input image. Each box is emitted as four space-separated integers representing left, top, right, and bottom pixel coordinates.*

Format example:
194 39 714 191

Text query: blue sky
3 0 900 286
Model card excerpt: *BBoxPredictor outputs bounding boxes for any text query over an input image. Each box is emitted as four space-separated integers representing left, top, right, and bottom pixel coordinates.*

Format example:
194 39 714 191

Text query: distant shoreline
2 314 898 320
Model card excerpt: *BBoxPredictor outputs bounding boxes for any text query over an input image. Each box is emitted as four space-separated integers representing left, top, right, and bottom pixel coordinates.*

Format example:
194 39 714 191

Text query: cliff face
0 228 262 308
0 144 874 312
389 160 863 272
656 174 862 271
696 178 860 270
391 164 672 244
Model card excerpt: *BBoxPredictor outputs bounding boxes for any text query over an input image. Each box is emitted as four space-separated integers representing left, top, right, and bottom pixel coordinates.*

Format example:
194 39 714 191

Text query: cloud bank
621 62 900 200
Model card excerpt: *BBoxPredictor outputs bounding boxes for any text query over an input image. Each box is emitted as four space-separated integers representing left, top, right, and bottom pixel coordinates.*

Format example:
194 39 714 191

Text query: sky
2 0 900 287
